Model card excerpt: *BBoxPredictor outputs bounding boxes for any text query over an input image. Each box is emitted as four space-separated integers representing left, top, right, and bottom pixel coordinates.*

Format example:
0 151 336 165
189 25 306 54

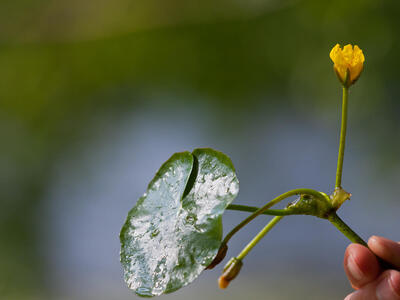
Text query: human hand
344 236 400 299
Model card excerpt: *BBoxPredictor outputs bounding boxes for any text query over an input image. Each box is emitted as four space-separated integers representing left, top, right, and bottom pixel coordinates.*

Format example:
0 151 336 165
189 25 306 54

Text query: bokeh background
1 0 400 299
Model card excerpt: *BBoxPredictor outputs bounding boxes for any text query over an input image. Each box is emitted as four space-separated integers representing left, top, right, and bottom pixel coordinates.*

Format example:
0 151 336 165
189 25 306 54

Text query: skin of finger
344 243 380 289
369 236 400 269
376 270 400 300
344 270 400 300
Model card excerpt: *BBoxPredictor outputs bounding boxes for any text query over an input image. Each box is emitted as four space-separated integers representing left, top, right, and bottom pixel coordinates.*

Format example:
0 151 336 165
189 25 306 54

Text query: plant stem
236 216 283 260
227 204 294 216
229 205 367 244
222 188 326 245
229 205 367 245
335 86 349 189
327 212 367 246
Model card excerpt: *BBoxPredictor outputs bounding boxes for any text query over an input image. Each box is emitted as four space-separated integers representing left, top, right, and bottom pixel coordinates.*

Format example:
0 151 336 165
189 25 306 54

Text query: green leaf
120 148 239 297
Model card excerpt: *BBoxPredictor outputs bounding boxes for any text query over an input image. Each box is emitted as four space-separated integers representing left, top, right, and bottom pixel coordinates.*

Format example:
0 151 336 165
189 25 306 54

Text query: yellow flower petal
330 44 341 62
330 43 365 87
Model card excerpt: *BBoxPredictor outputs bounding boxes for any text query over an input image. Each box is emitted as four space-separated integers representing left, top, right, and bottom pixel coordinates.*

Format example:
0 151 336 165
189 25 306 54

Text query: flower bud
218 257 243 289
330 44 365 87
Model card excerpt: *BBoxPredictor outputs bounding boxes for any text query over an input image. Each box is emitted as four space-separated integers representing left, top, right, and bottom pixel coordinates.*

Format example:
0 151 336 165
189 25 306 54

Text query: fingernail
347 254 364 281
376 271 400 300
369 235 391 245
368 236 384 252
368 235 379 245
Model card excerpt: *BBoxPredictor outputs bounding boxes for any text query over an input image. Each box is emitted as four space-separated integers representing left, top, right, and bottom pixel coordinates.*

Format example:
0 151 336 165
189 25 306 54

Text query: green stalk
226 204 294 216
327 212 367 246
228 204 369 248
335 86 349 189
228 204 365 246
236 216 283 260
222 188 326 245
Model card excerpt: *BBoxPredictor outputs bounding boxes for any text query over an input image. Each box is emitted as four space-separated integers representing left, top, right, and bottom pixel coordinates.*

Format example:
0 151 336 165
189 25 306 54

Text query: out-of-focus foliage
1 0 399 298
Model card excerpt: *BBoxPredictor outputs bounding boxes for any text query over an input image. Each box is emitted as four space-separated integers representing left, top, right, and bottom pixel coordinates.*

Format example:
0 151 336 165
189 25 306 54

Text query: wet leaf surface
120 148 239 297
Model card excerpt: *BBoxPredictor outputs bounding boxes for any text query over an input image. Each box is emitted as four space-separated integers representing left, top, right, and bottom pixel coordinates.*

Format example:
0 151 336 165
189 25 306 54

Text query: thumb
345 270 400 300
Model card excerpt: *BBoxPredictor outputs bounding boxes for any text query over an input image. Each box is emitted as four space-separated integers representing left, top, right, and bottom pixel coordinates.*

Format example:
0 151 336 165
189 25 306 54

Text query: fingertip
368 236 387 257
344 290 361 300
368 235 392 249
389 270 400 297
368 235 384 246
369 236 400 269
344 243 380 289
349 243 380 273
345 243 370 261
344 271 400 300
376 270 400 300
368 235 378 243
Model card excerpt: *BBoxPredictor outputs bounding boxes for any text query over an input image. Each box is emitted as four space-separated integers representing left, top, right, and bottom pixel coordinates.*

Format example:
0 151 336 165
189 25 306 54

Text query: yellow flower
330 44 365 87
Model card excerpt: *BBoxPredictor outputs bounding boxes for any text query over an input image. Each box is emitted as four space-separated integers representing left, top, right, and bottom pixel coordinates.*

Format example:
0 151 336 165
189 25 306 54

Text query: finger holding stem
328 212 400 271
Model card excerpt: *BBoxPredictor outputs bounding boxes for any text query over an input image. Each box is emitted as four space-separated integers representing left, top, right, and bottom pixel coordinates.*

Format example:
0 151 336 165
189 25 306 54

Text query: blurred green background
1 0 399 299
